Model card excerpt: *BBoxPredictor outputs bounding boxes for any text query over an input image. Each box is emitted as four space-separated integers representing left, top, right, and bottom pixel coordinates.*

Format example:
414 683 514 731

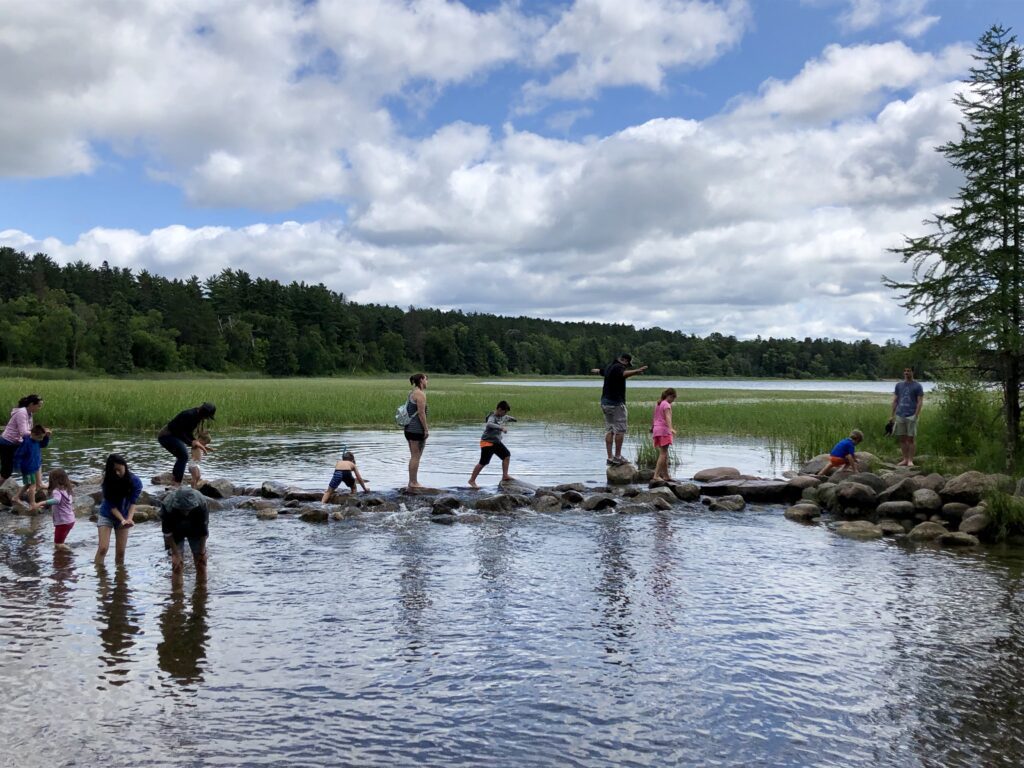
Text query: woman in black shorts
404 373 429 489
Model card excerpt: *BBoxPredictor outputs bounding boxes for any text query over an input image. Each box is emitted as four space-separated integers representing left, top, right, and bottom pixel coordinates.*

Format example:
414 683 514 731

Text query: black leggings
0 440 17 481
158 433 190 482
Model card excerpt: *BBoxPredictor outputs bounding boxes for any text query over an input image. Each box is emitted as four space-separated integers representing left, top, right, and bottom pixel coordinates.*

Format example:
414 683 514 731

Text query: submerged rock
908 521 948 542
255 508 279 520
581 493 619 511
475 494 528 513
939 531 980 547
834 520 883 540
877 519 906 536
299 508 329 523
784 503 820 522
709 495 746 512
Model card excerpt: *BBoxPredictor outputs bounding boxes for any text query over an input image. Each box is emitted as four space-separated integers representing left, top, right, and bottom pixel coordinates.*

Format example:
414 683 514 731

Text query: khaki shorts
894 414 918 437
601 403 628 434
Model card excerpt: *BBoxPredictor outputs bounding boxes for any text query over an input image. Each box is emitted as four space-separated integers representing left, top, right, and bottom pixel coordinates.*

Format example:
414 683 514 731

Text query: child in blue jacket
15 424 51 505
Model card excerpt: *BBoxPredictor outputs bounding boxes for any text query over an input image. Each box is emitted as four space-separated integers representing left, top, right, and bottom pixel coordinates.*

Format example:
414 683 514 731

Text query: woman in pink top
0 394 42 482
651 388 677 482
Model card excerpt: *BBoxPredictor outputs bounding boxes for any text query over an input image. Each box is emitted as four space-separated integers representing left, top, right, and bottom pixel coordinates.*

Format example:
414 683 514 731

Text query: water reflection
95 565 140 686
394 531 433 659
157 580 210 686
594 515 638 662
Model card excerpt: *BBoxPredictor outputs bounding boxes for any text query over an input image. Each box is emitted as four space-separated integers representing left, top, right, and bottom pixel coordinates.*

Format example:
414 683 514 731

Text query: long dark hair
101 454 133 499
17 394 42 408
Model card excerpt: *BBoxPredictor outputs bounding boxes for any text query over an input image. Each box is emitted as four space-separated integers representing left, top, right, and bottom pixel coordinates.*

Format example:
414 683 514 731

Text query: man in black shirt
590 353 648 465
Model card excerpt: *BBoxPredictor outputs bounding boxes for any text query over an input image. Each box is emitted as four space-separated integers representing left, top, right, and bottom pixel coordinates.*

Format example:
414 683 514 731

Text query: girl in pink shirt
37 468 75 551
651 388 677 482
0 394 43 482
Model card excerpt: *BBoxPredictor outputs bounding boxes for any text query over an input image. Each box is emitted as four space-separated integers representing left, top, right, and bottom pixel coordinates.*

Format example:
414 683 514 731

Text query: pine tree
885 24 1024 467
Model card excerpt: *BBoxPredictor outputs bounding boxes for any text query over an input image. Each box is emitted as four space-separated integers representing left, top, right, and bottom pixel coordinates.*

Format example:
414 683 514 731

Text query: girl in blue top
95 454 143 565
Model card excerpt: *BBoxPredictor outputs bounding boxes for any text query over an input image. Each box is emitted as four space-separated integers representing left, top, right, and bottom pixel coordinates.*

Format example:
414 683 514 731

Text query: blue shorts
328 469 355 490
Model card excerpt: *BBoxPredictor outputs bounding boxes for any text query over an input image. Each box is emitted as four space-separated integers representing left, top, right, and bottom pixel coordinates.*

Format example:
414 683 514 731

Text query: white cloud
837 0 939 38
523 0 748 106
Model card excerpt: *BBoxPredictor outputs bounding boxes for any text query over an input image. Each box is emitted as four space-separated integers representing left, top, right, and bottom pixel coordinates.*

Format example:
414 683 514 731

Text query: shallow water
4 428 1024 767
39 424 786 491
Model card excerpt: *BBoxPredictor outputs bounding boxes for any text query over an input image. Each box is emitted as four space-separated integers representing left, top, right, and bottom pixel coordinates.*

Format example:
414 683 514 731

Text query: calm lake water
4 425 1024 767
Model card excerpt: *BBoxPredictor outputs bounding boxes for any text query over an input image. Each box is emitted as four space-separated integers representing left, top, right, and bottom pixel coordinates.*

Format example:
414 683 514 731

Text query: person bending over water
322 450 369 503
404 374 429 489
468 400 516 489
160 486 210 578
158 402 216 486
95 454 143 565
0 394 43 484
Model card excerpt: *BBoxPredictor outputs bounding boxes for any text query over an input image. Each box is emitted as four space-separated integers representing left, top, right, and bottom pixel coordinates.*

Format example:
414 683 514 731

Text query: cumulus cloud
523 0 748 107
835 0 939 38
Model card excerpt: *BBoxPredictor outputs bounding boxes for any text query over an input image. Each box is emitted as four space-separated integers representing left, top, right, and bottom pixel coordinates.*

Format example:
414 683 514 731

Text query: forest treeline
0 247 919 378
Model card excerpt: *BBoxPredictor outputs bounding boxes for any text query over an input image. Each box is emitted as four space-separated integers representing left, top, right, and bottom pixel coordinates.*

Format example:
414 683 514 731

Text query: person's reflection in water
395 532 432 660
648 513 680 624
46 546 79 612
95 564 140 687
595 515 638 662
157 576 210 686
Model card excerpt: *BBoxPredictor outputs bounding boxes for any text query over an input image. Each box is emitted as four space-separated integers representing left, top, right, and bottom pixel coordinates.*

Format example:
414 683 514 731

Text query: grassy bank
0 375 913 464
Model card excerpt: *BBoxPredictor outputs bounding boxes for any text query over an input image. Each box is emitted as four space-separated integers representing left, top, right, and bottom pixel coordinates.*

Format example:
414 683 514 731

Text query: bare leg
654 446 668 480
604 431 614 460
501 456 512 482
905 437 916 466
95 526 112 564
407 440 424 488
189 463 201 489
613 433 625 461
114 526 130 565
468 463 484 488
321 489 333 504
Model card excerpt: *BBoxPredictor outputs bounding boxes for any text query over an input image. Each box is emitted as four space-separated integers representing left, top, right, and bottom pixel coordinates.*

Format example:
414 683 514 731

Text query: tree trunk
1006 354 1021 469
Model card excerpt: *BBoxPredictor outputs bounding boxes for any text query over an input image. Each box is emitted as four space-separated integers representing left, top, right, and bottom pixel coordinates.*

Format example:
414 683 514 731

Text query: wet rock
693 466 741 482
431 496 463 515
918 473 947 493
908 521 948 542
131 505 159 523
255 508 279 520
834 520 883 540
784 503 820 522
0 477 21 506
877 519 906 536
400 486 444 496
285 488 322 502
787 475 821 491
332 507 362 521
709 495 746 512
875 501 915 518
606 462 638 485
800 486 820 503
136 490 164 506
959 514 990 534
151 471 177 486
617 503 657 515
199 478 236 500
846 473 886 494
817 483 838 508
877 477 922 504
912 489 943 512
963 505 986 519
700 479 797 503
635 487 677 504
835 482 877 510
636 469 655 483
553 483 587 493
74 484 103 504
581 493 619 511
941 471 1014 505
75 472 104 486
261 481 288 499
498 478 538 495
475 494 528 513
532 495 563 513
561 489 585 505
799 455 831 475
457 513 485 524
429 512 456 525
299 508 329 523
240 498 280 511
939 531 980 547
940 502 971 522
73 497 97 517
361 496 389 507
671 482 700 502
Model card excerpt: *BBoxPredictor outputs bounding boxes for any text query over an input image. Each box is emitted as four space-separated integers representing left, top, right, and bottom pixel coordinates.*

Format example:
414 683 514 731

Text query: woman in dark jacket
158 402 216 485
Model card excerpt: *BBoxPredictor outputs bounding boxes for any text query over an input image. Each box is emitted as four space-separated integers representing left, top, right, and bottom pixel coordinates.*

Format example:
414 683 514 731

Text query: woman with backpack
402 374 429 489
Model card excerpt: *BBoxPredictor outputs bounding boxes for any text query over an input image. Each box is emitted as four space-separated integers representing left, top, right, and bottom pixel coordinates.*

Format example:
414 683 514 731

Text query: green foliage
984 490 1024 541
0 247 924 380
930 376 1001 457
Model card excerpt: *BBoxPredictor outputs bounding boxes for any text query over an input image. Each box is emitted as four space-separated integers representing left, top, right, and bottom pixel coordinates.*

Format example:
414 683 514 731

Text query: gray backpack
395 399 413 427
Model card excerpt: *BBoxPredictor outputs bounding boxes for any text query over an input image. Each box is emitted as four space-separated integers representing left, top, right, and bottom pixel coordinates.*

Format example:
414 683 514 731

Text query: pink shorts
653 435 673 448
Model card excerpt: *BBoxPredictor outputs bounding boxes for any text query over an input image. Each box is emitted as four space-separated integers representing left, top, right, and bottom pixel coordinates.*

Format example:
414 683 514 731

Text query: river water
3 425 1024 767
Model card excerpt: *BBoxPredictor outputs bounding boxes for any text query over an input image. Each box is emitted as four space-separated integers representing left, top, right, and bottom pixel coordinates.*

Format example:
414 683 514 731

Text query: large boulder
912 489 943 512
606 462 638 485
908 521 948 542
635 487 677 504
877 519 906 536
834 520 883 540
700 479 797 504
199 478 236 500
939 532 980 547
299 508 329 523
709 495 746 512
941 471 1014 505
581 493 619 511
875 500 915 518
260 481 288 499
917 473 947 493
0 477 21 506
834 482 877 510
816 483 838 508
671 482 701 502
798 455 831 475
877 477 922 504
131 504 159 523
498 478 538 495
561 489 585 505
787 475 821 491
784 503 820 522
846 473 886 494
940 502 971 522
432 496 463 515
151 471 177 486
532 495 563 513
73 496 97 517
959 514 991 534
693 466 741 482
285 488 322 502
475 494 527 513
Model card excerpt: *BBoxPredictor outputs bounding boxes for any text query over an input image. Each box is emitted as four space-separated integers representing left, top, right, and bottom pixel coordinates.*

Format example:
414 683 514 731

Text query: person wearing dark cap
158 402 216 486
159 486 210 577
590 354 648 465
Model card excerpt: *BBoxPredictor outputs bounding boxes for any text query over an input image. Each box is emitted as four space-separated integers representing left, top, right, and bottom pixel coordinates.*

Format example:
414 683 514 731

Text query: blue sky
1 0 1022 340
